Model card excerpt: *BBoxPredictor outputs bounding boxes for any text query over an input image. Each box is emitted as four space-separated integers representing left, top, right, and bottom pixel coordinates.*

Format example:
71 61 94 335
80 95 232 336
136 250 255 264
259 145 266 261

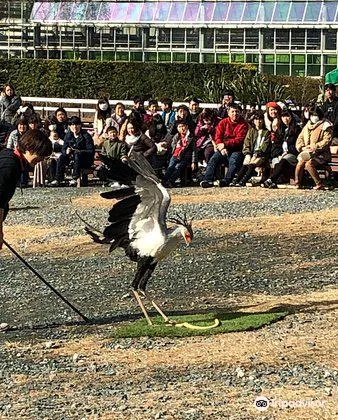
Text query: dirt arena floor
0 186 337 419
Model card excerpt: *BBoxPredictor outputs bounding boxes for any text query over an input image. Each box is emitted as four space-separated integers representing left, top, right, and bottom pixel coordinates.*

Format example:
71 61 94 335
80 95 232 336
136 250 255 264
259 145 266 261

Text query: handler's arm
0 208 4 250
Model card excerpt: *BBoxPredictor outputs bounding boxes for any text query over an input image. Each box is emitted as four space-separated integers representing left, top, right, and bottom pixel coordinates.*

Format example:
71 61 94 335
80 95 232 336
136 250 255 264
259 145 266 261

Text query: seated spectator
6 116 29 187
130 96 146 126
161 97 176 129
200 104 248 188
46 128 64 183
195 108 219 164
101 126 128 161
6 117 28 150
93 97 112 147
264 102 282 141
45 107 69 140
322 83 338 143
295 106 332 190
105 102 127 136
166 104 196 140
231 111 270 187
145 114 168 175
51 116 95 187
124 117 156 160
218 89 236 119
143 99 159 129
11 103 36 127
28 114 42 131
189 97 202 124
0 83 22 128
301 102 312 127
264 109 301 188
162 120 196 187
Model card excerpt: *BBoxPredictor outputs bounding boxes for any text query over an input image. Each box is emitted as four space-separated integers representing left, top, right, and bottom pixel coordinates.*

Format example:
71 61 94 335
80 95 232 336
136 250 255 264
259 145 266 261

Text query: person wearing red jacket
200 104 248 187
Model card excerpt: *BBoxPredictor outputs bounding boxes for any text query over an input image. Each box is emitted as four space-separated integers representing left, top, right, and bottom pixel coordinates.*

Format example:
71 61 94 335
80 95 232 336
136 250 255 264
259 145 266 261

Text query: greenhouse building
0 1 338 77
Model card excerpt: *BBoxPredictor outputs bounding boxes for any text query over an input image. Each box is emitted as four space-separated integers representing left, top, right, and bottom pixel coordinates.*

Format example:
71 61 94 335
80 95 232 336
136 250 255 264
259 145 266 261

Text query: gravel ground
0 185 337 419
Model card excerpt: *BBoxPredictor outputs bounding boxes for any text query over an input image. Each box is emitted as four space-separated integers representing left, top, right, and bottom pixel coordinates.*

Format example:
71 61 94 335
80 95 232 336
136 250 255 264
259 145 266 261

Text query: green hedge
0 59 322 105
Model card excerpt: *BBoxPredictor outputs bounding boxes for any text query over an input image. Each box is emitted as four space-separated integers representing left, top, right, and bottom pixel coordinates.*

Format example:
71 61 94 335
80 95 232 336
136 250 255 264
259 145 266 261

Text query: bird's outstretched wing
127 150 171 257
99 151 171 258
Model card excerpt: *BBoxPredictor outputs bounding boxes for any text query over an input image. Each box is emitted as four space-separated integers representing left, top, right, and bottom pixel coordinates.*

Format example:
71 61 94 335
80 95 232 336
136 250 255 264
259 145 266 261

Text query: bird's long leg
139 290 174 324
132 289 153 326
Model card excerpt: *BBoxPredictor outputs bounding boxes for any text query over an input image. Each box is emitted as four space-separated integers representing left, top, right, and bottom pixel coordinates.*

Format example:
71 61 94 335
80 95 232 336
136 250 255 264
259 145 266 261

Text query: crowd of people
1 82 337 190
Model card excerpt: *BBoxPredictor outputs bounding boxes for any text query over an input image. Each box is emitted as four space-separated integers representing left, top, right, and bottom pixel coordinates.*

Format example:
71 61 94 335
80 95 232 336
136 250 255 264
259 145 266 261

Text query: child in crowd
46 127 64 183
162 120 196 187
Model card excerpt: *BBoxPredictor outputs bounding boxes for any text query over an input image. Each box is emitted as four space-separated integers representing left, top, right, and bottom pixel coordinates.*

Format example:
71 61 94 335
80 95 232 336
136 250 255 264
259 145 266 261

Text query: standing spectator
0 84 22 127
230 111 270 187
295 106 332 190
45 107 69 140
161 97 176 129
143 99 160 129
162 120 196 187
93 97 112 147
218 89 236 119
195 108 219 164
105 102 127 136
321 83 338 142
0 130 52 250
264 109 301 188
200 104 248 188
189 97 202 125
51 116 95 187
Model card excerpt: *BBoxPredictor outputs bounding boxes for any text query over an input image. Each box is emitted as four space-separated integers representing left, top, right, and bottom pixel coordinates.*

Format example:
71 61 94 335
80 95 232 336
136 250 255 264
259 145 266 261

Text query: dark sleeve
84 132 95 154
0 156 20 211
142 135 157 158
61 132 72 154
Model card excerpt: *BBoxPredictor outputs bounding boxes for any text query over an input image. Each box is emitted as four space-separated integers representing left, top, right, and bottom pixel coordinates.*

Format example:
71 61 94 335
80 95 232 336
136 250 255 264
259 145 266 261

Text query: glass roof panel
56 2 72 21
201 2 215 21
227 2 245 21
213 2 230 22
321 2 337 22
288 2 306 22
140 2 156 21
154 2 171 21
184 2 200 21
71 3 87 21
98 3 115 21
127 3 142 21
304 2 322 22
273 2 290 22
169 2 185 21
32 2 60 21
85 2 100 21
110 2 128 22
242 2 260 22
257 2 275 23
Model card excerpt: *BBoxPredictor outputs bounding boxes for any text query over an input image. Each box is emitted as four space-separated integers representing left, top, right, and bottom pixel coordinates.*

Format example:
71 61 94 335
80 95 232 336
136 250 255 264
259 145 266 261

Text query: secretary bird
85 150 193 325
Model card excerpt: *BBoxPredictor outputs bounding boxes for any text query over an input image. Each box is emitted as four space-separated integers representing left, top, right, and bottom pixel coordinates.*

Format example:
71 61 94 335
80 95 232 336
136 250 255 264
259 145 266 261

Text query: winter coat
194 118 218 149
271 122 301 159
125 133 156 158
105 113 127 134
62 130 95 163
242 127 271 157
169 131 196 162
102 139 128 161
215 116 249 152
6 130 21 150
0 95 22 125
296 120 332 163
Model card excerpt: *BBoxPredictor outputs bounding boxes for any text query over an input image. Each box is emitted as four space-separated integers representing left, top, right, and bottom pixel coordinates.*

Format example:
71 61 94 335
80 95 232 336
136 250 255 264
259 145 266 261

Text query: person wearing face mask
93 97 112 147
295 106 332 190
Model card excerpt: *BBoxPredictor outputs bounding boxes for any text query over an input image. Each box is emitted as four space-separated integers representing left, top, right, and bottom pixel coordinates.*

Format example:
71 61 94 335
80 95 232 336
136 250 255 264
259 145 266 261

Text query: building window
215 29 229 49
276 55 290 75
230 29 244 50
276 29 290 50
262 29 274 49
291 54 305 76
245 29 259 49
216 53 229 63
173 52 185 62
306 29 320 50
130 52 143 61
145 52 157 62
307 54 321 76
324 30 337 50
203 53 215 63
158 28 171 48
291 29 305 50
245 54 259 64
158 52 171 62
187 53 200 63
172 28 185 48
186 29 199 49
202 28 214 49
231 53 245 63
116 51 129 61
